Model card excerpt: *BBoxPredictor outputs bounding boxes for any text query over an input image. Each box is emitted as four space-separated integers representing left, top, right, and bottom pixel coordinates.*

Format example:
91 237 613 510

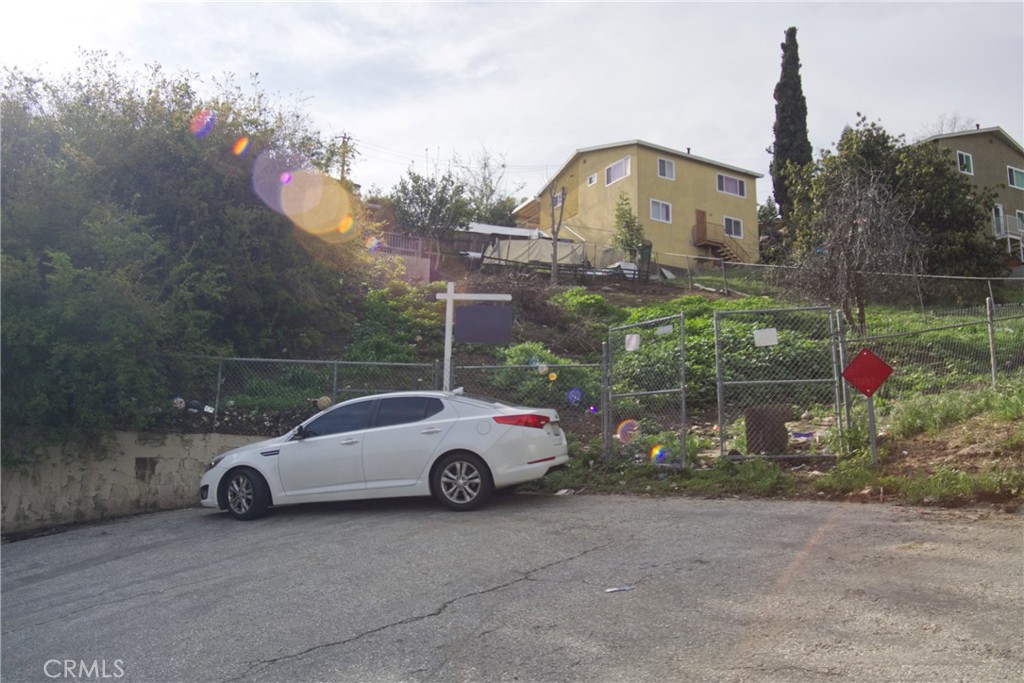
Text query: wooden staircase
692 209 751 263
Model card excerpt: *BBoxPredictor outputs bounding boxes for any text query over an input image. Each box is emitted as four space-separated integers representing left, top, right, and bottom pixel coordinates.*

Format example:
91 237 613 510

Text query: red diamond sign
843 348 893 397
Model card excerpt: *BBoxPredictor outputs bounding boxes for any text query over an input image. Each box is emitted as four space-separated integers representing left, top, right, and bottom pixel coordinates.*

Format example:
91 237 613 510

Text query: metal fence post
332 361 339 403
720 259 729 295
602 340 611 460
678 313 688 468
836 312 852 430
713 311 725 458
987 297 998 389
214 359 224 433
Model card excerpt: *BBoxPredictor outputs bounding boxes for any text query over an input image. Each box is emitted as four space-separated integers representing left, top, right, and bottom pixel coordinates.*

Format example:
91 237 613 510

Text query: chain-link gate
606 314 687 464
713 307 843 461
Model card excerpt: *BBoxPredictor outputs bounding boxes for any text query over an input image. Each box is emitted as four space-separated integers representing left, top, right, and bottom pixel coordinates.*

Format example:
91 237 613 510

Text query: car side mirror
293 425 306 440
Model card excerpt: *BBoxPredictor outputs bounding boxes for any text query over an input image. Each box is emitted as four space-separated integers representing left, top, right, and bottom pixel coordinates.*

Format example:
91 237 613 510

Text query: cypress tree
771 27 813 219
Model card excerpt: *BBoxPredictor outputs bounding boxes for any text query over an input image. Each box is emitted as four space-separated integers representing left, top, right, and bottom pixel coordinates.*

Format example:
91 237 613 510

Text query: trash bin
744 405 790 455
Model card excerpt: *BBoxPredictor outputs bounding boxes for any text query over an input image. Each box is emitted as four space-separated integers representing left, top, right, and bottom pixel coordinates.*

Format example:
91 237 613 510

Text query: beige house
514 140 762 270
925 126 1024 262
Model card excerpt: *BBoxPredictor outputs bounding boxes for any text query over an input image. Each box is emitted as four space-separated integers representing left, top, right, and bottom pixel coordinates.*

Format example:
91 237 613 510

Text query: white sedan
200 390 569 519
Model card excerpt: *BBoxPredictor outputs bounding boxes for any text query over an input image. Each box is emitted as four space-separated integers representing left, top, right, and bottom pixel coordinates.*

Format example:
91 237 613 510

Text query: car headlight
207 453 229 471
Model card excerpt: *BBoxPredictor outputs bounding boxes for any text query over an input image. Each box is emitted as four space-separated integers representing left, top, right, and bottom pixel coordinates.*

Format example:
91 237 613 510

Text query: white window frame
1016 210 1024 235
605 156 631 186
1008 165 1024 190
587 173 597 187
957 151 974 175
552 188 565 209
716 173 746 197
650 199 672 223
657 158 675 180
724 216 743 238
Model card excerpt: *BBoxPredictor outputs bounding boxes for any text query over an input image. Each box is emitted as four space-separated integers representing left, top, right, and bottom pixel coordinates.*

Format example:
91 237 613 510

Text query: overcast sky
2 2 1022 204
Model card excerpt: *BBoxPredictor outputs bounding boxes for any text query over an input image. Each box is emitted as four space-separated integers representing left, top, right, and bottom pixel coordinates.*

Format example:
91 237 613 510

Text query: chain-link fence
451 363 604 440
158 289 1024 462
840 300 1024 402
664 259 1024 307
164 357 439 430
606 315 688 465
714 307 843 460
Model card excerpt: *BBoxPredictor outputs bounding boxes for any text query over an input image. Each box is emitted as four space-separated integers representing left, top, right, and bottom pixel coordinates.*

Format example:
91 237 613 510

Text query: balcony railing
993 215 1024 239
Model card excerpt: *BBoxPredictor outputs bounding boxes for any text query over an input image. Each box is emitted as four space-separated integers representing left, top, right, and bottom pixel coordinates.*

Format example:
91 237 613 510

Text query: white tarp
483 238 587 266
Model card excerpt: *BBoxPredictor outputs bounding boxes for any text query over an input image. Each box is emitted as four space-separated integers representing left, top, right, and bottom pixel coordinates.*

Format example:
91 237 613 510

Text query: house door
993 204 1005 237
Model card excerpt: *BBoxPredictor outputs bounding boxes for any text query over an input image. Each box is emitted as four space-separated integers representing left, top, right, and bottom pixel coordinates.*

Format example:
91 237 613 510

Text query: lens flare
233 137 250 156
650 445 668 463
366 236 383 251
616 419 641 444
567 387 583 405
548 372 558 382
252 151 358 244
537 364 549 375
189 109 216 138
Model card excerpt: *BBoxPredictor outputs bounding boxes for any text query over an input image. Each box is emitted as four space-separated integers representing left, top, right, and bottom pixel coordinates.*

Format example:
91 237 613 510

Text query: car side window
374 397 444 428
303 401 375 438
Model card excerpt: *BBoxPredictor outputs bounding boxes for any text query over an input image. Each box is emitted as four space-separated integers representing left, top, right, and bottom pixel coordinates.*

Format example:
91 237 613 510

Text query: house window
1016 210 1024 234
657 158 675 180
650 199 672 223
587 173 597 186
1008 166 1024 189
717 173 746 197
605 156 631 186
724 216 743 238
552 189 565 208
957 151 973 175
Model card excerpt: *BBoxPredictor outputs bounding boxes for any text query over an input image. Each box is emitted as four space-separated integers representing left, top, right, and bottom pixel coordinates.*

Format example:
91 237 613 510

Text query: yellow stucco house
514 140 763 271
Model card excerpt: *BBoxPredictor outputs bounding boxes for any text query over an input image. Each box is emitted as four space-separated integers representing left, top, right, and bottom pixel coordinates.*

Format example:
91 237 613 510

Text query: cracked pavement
2 495 1022 682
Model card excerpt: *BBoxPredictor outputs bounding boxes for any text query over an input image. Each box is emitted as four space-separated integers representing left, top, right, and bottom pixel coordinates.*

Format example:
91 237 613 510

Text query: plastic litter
604 585 636 593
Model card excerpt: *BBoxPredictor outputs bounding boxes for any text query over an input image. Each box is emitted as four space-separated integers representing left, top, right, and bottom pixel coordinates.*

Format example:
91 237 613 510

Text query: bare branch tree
789 167 923 332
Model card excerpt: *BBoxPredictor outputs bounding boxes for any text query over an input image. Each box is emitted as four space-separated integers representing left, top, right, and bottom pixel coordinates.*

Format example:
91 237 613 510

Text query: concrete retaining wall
1 432 264 535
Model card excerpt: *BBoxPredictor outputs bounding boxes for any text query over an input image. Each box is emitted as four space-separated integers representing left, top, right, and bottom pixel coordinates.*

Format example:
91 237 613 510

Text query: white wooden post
435 282 512 391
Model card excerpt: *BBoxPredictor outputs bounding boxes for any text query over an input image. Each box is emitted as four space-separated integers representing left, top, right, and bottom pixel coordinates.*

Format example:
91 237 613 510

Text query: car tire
431 452 493 511
223 468 270 520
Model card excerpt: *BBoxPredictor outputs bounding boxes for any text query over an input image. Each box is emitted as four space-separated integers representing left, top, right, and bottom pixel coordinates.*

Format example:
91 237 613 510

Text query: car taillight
494 414 551 429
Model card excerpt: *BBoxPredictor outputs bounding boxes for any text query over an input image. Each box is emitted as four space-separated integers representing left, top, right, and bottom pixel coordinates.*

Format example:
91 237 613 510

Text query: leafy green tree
788 116 1002 278
1 53 371 461
784 116 1004 325
390 167 472 238
770 27 813 220
757 197 787 264
612 192 644 260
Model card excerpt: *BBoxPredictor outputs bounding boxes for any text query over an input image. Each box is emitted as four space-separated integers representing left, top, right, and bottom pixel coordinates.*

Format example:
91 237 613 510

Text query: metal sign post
842 348 894 467
436 282 512 391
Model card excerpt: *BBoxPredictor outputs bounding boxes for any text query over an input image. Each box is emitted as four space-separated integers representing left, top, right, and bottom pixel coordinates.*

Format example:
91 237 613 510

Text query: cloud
1 1 1021 202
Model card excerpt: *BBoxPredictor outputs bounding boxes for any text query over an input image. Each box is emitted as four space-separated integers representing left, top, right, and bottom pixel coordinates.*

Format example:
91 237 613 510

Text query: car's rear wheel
223 468 270 520
432 452 493 511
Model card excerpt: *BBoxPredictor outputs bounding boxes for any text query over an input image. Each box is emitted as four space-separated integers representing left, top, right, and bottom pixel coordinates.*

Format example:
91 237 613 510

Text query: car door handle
420 428 442 435
340 438 360 445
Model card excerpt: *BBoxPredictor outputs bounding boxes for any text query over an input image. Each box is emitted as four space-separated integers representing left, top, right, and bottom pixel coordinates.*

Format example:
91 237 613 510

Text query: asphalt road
1 494 1021 683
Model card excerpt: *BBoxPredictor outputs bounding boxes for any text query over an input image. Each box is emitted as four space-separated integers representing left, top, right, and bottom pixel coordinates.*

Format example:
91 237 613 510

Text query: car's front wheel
432 452 493 511
223 468 270 520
